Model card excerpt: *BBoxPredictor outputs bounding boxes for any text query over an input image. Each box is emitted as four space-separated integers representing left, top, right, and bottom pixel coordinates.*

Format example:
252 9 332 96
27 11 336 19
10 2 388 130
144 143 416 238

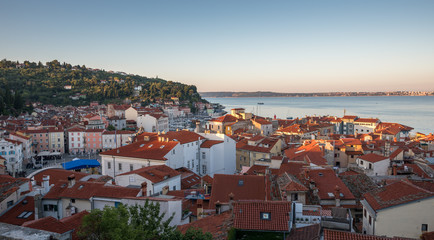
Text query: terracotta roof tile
201 140 223 148
161 131 205 144
100 139 178 160
44 180 140 200
324 229 416 240
363 180 433 212
22 216 71 234
178 211 233 239
210 174 268 207
118 165 180 183
358 153 388 163
233 201 291 232
301 168 355 201
209 114 238 123
0 196 35 226
33 169 89 186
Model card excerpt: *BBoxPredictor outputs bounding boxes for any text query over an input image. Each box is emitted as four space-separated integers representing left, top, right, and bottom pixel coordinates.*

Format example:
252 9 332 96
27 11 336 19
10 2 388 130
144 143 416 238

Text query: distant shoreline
200 91 434 98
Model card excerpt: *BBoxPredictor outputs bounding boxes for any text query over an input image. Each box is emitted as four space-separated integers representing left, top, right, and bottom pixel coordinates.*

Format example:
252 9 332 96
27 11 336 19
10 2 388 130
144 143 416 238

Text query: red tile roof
233 201 291 232
252 118 272 125
278 162 308 176
342 115 358 120
323 229 416 240
245 165 268 175
287 224 320 240
301 168 355 201
0 196 35 226
201 140 223 148
210 174 269 207
118 165 180 183
354 118 380 123
0 175 29 202
363 180 433 212
60 210 89 240
22 216 71 234
358 153 388 163
161 131 206 145
68 127 85 132
209 114 238 123
178 211 233 239
44 180 140 200
100 139 178 160
176 167 201 189
33 169 89 186
341 138 362 146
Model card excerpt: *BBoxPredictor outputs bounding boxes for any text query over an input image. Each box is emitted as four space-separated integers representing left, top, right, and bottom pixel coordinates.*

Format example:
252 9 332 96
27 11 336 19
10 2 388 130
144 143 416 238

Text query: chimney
162 185 169 195
335 185 341 207
34 194 43 220
68 174 76 188
215 201 222 215
229 192 235 211
42 175 50 194
141 182 147 197
197 199 204 220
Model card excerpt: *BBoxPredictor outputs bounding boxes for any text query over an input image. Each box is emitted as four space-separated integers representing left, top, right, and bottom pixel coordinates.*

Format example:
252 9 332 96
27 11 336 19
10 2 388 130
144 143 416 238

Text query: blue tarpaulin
62 159 100 170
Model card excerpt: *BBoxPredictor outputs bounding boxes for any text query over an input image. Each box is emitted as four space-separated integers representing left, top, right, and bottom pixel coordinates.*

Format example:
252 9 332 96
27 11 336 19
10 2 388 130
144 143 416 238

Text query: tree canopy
77 200 212 240
0 59 205 115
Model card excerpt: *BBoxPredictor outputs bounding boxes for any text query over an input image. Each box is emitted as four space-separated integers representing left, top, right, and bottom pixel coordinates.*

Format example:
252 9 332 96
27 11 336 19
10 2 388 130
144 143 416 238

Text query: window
260 212 271 220
72 137 74 141
173 186 176 191
71 199 75 203
369 163 372 169
130 164 133 171
202 165 207 174
43 204 58 212
291 193 298 201
7 200 14 208
422 224 428 232
187 161 190 169
364 209 367 218
202 152 206 159
196 165 199 172
369 216 372 225
119 163 122 170
108 162 111 169
360 160 364 165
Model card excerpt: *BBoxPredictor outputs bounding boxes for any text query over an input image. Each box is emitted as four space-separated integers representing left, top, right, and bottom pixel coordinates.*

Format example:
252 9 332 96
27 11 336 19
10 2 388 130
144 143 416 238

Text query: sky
1 0 434 93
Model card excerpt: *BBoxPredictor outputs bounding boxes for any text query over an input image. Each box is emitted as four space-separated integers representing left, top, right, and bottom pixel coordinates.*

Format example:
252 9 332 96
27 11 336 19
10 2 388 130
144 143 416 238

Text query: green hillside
0 59 204 115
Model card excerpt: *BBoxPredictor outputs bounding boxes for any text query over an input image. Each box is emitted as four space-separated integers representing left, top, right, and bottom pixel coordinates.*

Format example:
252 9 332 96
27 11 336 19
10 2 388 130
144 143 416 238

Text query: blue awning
62 159 100 170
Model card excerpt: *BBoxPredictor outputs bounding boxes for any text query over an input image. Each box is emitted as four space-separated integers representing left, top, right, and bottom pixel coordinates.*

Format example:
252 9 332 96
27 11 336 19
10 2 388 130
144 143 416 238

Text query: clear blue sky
1 0 433 92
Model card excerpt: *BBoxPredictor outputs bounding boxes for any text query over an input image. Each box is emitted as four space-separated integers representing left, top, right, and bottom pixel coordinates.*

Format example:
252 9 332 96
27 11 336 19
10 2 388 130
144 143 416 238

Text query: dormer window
260 212 271 220
238 180 244 186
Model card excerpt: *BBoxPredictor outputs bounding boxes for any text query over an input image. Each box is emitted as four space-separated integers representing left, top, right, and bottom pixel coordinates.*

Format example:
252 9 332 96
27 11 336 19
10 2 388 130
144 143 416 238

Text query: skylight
140 144 145 148
238 180 244 186
17 211 33 219
148 144 153 148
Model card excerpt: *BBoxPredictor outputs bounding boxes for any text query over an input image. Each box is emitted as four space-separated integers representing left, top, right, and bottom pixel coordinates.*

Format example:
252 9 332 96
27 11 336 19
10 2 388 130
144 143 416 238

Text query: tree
107 125 116 131
77 201 212 240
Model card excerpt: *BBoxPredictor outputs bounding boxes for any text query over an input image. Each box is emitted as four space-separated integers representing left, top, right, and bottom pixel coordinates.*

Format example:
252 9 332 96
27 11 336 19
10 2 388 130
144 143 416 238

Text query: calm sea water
205 96 434 134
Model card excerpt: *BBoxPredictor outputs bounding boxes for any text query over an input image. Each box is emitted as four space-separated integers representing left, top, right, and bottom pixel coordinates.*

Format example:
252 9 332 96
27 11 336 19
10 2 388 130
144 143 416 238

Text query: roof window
238 180 244 186
260 212 271 220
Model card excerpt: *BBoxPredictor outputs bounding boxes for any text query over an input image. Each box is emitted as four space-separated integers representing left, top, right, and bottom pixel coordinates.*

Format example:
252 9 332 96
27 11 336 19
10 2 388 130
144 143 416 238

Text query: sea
204 96 434 134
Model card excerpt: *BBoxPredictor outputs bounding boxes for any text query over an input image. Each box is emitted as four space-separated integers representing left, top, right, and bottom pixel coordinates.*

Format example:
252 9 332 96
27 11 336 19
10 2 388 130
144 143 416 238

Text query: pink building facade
85 129 104 153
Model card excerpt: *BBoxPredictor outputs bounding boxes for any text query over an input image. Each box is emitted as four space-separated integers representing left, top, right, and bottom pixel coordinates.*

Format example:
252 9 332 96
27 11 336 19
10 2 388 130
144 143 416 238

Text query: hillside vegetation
0 59 203 115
